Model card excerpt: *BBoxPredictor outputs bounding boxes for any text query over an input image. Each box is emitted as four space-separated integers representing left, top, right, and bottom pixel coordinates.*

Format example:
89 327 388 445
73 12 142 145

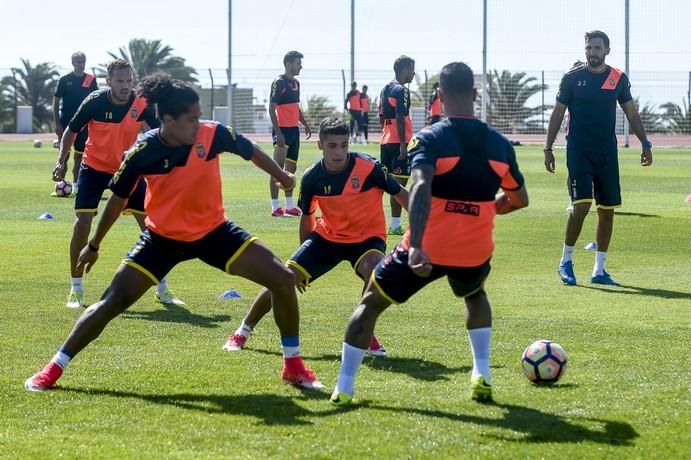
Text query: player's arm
298 107 312 139
298 212 316 244
407 164 434 277
52 128 77 182
52 96 62 138
395 87 408 159
620 100 653 166
543 102 567 173
76 193 128 274
251 143 294 190
495 186 529 215
393 187 409 211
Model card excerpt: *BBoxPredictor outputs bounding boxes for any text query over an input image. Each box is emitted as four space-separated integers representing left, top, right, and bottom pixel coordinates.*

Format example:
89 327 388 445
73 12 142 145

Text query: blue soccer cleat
591 271 621 287
557 261 577 286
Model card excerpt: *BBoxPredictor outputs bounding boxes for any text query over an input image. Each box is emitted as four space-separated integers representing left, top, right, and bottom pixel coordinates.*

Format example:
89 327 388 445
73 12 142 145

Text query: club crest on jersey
130 107 138 119
608 77 616 87
195 143 206 158
351 175 360 189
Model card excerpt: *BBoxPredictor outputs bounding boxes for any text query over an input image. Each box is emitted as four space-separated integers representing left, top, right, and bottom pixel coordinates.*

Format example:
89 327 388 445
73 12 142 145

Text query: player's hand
398 143 408 161
276 171 295 191
304 125 312 140
55 122 63 139
276 131 286 148
641 147 653 167
408 247 432 278
52 160 67 182
76 245 99 274
543 148 555 173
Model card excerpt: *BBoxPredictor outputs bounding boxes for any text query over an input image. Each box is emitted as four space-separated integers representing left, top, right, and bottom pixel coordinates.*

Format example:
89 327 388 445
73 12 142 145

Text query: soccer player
345 81 363 144
268 50 312 217
544 30 653 287
224 116 408 356
379 55 415 235
427 82 442 125
360 85 370 144
52 52 98 187
52 59 183 309
330 62 529 405
25 73 321 392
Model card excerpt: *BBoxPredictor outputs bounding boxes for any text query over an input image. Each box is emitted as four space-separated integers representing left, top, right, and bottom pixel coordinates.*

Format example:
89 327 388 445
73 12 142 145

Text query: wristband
88 242 99 252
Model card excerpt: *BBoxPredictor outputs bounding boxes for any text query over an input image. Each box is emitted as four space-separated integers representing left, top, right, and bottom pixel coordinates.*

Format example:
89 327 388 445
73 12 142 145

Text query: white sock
560 244 575 265
71 277 83 292
593 251 607 276
468 327 492 383
271 199 281 211
51 350 72 370
234 320 253 338
335 342 366 397
156 277 169 294
390 217 401 229
285 196 295 209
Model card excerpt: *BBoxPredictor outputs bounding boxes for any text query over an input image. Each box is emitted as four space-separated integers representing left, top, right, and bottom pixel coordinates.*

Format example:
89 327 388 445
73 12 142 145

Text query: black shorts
75 164 145 214
372 245 491 304
287 233 386 283
380 143 410 178
360 112 369 126
348 109 362 126
123 221 257 283
61 118 88 153
429 115 442 125
566 147 621 208
272 126 300 163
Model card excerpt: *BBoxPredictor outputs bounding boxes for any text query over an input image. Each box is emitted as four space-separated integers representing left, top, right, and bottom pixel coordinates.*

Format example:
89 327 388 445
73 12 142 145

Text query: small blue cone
584 241 597 250
38 213 54 220
219 289 242 299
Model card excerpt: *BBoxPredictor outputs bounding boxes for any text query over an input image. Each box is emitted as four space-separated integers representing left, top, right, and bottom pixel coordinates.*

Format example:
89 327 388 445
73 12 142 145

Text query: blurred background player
345 81 363 144
331 61 529 406
268 50 312 217
224 116 408 356
52 59 183 309
544 30 653 287
360 85 370 144
427 82 442 125
26 73 321 392
52 52 98 190
379 55 415 235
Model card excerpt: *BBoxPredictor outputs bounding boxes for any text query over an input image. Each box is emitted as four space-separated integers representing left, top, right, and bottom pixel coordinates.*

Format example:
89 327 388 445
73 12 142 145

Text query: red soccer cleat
24 362 64 392
281 357 324 389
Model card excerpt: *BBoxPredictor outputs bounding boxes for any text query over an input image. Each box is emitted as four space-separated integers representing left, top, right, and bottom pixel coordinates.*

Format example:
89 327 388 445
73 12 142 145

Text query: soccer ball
53 139 60 148
521 340 568 385
33 140 42 148
55 180 73 197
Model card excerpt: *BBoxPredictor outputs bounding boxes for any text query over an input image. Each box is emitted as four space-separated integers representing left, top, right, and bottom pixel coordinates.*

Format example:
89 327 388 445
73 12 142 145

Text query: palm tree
0 59 59 131
486 70 550 134
0 80 14 132
107 39 197 83
660 98 691 134
301 95 339 130
633 97 665 134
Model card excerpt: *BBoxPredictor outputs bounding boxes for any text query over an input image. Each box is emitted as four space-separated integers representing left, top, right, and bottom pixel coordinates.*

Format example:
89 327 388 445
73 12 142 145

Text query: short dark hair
393 55 415 75
283 51 304 66
439 62 474 96
71 51 86 61
107 59 132 77
362 85 368 91
319 116 349 140
351 81 357 87
585 30 610 48
137 73 199 120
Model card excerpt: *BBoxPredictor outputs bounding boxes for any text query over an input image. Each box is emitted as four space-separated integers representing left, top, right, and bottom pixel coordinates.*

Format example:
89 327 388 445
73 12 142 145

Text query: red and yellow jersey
110 122 255 242
270 75 301 128
346 89 362 111
69 89 159 173
298 153 401 243
360 93 370 112
402 117 525 267
428 89 442 116
379 80 412 145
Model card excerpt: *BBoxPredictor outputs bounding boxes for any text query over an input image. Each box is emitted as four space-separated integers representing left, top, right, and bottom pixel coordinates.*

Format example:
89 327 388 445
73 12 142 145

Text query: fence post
541 70 545 132
341 69 346 113
208 68 215 120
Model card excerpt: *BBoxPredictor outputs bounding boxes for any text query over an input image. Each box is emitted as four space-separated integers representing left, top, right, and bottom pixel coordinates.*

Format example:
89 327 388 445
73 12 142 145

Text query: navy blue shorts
380 143 410 179
75 164 145 214
287 233 386 283
372 245 491 304
348 109 362 127
566 147 621 208
124 221 257 283
61 118 88 153
272 126 300 163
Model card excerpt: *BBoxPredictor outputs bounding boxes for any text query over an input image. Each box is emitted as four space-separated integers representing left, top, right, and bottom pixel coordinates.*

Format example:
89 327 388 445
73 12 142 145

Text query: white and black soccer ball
521 340 568 385
53 139 60 149
33 140 42 148
54 180 73 197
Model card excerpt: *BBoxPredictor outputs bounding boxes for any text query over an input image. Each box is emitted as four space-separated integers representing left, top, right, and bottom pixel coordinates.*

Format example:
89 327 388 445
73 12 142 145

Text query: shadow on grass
248 349 494 382
60 386 343 426
122 302 230 329
615 211 661 218
577 284 691 300
370 401 638 445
